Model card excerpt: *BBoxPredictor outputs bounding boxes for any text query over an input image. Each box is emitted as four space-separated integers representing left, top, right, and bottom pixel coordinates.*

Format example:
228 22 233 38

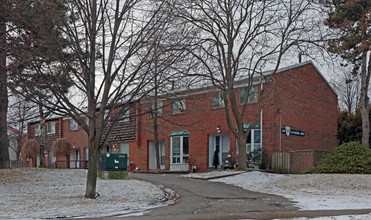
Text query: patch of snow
210 171 371 211
0 168 176 219
280 213 371 220
182 170 245 179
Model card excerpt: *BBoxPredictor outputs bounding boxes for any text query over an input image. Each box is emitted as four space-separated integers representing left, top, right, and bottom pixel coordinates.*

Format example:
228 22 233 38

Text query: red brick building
27 61 338 173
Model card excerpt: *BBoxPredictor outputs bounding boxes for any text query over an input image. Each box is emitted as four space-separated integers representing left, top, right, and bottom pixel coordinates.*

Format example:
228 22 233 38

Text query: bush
306 142 371 174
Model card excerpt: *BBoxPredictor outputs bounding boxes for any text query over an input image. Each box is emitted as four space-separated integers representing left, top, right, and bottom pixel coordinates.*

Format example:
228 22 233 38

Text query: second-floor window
104 109 110 120
47 122 56 134
239 85 258 104
119 108 130 122
172 99 186 114
211 91 225 108
151 101 163 118
35 124 41 136
69 119 78 131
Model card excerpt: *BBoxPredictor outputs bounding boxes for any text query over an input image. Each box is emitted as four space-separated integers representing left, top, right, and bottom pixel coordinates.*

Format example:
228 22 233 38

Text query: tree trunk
236 135 247 170
38 100 45 168
154 72 160 170
360 51 370 147
0 3 9 168
85 139 98 198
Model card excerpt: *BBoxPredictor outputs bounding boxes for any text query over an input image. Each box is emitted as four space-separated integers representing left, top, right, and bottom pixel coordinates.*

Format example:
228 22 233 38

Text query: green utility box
99 153 127 171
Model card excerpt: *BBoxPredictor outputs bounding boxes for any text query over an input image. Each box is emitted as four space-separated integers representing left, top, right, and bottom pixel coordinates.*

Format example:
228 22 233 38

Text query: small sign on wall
281 126 305 137
112 143 119 153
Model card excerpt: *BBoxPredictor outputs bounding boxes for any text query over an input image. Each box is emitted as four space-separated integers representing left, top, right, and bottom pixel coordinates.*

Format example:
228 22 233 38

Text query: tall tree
0 0 9 168
143 1 195 169
8 0 170 198
173 0 325 170
1 0 67 168
323 0 371 146
331 66 361 113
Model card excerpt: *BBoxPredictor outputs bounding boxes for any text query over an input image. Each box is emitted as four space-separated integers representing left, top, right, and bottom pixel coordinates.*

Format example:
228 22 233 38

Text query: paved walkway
99 173 371 220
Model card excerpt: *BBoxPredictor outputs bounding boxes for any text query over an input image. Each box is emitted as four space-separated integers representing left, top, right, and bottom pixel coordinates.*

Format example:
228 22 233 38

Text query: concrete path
99 173 371 220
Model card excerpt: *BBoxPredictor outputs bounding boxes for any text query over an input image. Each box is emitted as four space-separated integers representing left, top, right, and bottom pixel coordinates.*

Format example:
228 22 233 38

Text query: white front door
149 140 165 169
119 142 129 166
209 134 230 168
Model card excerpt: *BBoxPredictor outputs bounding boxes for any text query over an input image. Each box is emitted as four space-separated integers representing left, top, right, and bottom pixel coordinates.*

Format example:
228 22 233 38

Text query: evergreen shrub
306 142 371 174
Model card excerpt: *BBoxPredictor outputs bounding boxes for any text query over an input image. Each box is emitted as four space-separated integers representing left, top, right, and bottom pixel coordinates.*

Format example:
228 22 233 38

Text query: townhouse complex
27 61 338 173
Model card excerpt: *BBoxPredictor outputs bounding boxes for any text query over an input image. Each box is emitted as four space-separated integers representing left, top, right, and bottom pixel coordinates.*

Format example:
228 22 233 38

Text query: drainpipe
260 110 263 149
260 81 263 149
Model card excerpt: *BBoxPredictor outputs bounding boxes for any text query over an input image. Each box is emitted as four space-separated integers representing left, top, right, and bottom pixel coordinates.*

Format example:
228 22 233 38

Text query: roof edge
269 61 336 95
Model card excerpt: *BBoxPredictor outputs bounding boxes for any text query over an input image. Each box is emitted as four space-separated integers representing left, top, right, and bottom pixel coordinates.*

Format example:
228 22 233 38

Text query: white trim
47 122 56 134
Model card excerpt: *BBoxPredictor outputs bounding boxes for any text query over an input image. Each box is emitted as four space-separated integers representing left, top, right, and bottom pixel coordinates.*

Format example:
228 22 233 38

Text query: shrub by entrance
307 142 371 174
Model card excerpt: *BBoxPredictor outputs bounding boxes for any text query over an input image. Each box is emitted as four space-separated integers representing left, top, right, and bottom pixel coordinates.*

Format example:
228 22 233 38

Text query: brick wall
262 63 338 169
129 63 337 172
290 150 328 173
26 62 338 172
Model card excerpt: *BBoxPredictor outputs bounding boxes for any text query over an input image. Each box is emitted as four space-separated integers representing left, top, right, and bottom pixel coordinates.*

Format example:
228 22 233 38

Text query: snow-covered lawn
208 171 371 211
0 168 176 219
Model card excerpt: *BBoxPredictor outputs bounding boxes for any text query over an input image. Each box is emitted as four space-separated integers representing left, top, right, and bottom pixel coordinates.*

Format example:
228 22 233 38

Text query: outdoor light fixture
217 125 221 133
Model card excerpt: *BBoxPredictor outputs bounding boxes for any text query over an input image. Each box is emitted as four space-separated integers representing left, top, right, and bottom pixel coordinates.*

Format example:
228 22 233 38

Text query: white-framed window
119 108 130 122
104 109 110 120
236 129 261 154
239 85 258 104
172 99 186 114
35 124 41 136
170 136 189 164
47 122 56 134
150 101 163 118
211 91 225 108
69 119 78 131
246 129 261 153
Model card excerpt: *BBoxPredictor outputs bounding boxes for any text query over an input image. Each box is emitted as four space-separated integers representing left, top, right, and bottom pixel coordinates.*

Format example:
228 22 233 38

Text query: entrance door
70 149 80 168
209 134 230 168
149 140 165 169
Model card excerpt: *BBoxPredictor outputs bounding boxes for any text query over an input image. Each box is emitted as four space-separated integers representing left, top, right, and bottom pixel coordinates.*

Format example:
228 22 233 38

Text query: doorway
209 134 230 168
149 140 165 169
69 149 80 168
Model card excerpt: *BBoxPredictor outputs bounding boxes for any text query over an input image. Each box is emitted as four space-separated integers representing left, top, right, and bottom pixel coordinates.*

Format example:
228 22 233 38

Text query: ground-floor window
236 129 262 154
118 142 129 166
170 136 189 164
246 129 261 153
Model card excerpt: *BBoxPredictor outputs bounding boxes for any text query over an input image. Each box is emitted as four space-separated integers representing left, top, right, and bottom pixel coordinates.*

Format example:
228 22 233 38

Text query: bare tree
8 0 173 198
140 1 196 170
172 0 326 170
330 66 360 113
7 94 38 159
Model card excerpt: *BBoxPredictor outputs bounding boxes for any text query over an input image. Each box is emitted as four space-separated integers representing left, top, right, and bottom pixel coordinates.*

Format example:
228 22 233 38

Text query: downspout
260 81 263 149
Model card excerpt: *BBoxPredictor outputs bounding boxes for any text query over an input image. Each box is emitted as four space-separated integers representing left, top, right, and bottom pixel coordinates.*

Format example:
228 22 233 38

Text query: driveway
122 173 298 219
96 173 371 220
